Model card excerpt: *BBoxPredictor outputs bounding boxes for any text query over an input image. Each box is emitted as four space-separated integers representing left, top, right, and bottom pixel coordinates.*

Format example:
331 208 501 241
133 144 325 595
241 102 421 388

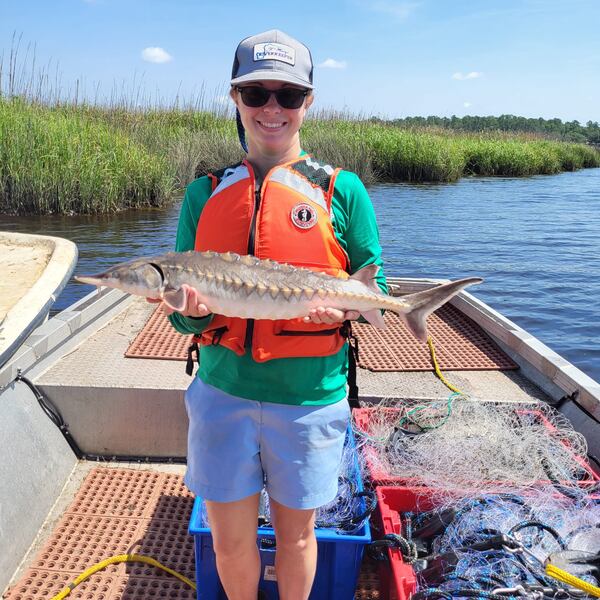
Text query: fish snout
74 261 164 299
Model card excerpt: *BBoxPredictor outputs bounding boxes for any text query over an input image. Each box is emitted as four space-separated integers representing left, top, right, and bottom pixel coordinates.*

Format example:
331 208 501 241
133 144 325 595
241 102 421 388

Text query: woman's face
231 80 313 156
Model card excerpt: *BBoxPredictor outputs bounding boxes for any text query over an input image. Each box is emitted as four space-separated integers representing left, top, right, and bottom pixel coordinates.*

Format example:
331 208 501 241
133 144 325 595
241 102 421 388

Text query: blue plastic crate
188 432 371 599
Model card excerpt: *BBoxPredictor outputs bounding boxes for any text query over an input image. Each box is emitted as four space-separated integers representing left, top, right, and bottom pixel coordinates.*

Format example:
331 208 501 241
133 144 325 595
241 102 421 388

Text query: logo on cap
291 203 317 229
254 43 295 65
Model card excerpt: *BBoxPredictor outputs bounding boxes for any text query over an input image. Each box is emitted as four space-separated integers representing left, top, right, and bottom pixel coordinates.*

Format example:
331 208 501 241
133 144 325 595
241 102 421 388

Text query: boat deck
2 292 556 599
37 295 549 401
30 296 549 460
3 462 381 600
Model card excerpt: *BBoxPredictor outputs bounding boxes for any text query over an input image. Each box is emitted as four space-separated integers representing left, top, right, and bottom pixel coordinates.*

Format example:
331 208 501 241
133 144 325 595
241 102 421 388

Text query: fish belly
200 282 380 320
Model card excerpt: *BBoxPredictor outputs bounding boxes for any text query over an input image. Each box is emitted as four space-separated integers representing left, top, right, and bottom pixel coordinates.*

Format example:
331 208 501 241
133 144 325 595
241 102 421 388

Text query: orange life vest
193 155 351 362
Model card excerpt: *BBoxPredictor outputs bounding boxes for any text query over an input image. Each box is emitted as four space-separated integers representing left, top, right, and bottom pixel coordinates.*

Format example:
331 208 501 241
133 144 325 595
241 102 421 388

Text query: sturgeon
75 250 482 342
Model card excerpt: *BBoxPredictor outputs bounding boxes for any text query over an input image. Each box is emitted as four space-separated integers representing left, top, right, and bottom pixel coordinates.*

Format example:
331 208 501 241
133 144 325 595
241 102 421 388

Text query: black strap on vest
342 321 360 409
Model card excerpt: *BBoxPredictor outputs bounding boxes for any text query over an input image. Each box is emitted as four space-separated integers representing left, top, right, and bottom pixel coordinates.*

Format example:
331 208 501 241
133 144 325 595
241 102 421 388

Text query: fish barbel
75 250 482 341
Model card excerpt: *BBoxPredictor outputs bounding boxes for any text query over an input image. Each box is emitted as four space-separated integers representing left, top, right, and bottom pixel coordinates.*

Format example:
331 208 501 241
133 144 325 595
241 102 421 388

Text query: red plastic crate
374 487 438 600
374 484 600 600
354 407 600 488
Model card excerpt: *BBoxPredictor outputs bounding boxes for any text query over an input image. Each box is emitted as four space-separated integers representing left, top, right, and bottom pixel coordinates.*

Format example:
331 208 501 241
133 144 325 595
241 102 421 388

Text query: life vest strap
341 321 360 409
186 338 201 376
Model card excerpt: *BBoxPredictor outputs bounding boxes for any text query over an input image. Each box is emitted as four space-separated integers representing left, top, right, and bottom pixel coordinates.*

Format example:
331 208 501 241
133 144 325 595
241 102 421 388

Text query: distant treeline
374 115 600 145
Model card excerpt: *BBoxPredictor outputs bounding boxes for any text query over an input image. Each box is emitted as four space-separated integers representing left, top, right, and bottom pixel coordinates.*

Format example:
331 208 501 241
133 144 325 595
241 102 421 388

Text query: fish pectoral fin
361 309 386 329
162 286 187 312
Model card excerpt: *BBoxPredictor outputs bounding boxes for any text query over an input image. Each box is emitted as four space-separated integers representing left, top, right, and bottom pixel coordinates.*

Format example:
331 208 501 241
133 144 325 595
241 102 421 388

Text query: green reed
0 98 174 214
1 96 599 214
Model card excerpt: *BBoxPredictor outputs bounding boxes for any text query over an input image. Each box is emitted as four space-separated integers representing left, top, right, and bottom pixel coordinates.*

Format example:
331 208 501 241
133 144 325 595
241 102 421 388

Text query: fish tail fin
389 277 483 342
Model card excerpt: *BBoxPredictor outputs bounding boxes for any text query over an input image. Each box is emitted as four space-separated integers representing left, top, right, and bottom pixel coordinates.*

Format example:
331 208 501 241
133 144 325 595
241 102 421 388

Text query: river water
1 168 598 383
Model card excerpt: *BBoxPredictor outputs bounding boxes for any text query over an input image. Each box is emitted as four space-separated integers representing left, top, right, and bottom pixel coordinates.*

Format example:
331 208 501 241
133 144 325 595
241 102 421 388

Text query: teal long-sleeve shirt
169 167 386 406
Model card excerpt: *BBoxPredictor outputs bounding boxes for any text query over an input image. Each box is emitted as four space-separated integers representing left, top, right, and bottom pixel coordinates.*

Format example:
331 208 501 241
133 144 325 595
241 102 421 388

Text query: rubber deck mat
125 307 193 362
353 304 517 372
125 305 517 372
4 468 382 599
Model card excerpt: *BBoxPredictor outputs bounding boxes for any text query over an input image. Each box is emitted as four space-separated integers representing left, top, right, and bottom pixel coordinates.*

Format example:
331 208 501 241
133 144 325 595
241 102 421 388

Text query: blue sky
1 0 598 122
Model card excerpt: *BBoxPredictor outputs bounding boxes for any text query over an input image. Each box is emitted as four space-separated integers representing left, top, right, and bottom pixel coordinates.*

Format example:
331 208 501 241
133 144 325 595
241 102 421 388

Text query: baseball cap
231 29 314 89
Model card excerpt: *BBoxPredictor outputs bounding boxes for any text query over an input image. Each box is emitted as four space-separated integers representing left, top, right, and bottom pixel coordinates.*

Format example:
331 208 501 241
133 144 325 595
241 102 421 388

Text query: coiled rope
545 563 600 598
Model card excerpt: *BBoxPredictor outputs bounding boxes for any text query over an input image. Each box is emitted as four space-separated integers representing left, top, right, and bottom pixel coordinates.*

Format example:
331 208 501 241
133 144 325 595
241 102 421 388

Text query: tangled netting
197 436 376 535
399 489 600 599
352 395 597 500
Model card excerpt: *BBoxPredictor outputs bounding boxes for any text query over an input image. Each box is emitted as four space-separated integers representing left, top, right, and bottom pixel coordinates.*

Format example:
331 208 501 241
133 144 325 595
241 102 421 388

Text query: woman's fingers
303 307 359 324
180 286 211 317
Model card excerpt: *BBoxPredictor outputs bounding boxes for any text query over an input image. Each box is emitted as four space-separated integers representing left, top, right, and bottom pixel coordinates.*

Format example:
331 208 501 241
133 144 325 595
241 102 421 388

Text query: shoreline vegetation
1 97 600 214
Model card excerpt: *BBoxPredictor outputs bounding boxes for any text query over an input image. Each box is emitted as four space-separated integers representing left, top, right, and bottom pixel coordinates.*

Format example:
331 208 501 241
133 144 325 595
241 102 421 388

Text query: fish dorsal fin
350 264 380 293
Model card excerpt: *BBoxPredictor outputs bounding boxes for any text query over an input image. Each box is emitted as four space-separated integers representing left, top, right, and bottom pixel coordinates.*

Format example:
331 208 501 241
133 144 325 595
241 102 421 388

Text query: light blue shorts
184 377 350 509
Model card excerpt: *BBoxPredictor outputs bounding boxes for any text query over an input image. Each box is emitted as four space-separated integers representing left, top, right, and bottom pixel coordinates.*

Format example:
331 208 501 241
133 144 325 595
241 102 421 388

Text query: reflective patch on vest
270 168 328 212
305 156 334 175
212 164 250 196
291 158 334 195
291 203 318 229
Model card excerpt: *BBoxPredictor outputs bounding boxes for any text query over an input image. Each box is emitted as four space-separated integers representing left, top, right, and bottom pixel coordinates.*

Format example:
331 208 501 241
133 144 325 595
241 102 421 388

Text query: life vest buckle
211 326 229 346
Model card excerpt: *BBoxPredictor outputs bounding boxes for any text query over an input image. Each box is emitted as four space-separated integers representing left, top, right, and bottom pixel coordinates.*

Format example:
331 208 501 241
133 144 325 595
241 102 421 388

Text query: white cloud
368 1 421 20
319 58 347 69
141 47 173 64
452 71 483 80
464 102 472 108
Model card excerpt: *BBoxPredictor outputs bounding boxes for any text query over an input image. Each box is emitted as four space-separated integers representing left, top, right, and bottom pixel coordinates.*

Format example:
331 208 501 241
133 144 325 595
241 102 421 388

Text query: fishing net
352 395 596 500
395 489 600 598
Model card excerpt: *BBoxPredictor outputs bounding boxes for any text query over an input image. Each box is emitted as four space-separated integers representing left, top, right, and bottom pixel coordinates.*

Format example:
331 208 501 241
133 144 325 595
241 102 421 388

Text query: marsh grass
1 43 599 213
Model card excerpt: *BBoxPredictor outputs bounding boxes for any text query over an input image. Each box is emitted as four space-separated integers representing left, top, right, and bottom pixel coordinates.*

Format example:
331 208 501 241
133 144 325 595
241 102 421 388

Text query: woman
166 29 386 600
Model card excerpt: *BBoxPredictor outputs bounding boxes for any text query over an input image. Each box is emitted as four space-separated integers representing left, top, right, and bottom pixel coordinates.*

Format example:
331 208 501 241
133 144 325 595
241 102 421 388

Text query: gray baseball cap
231 29 314 89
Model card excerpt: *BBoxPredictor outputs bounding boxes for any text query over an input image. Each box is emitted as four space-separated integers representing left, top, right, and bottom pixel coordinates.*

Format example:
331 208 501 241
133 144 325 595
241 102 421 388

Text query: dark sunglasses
236 86 309 109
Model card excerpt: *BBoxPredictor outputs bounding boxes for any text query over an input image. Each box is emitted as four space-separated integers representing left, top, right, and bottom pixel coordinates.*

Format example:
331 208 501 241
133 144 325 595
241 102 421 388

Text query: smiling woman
161 29 386 600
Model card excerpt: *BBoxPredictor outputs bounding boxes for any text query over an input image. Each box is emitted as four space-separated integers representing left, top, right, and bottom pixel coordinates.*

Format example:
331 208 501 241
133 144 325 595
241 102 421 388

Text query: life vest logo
291 203 317 229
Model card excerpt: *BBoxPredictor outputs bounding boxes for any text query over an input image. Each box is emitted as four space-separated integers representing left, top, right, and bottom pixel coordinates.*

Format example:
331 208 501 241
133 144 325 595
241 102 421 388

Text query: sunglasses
236 86 309 109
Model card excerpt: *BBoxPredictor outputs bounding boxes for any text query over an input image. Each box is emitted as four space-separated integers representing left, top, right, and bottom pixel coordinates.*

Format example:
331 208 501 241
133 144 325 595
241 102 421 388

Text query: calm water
1 168 598 383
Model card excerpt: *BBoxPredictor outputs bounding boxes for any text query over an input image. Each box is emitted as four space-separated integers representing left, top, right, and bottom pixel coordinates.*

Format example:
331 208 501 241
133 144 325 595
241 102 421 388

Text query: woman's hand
146 284 211 318
303 307 360 324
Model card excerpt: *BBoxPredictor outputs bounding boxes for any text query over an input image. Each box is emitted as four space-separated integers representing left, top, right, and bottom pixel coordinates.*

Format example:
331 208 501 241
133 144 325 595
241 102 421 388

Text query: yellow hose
427 336 463 394
545 563 600 598
50 554 196 599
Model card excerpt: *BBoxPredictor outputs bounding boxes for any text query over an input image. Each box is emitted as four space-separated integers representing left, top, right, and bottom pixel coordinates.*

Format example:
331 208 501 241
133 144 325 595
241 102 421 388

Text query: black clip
211 326 228 346
186 341 199 376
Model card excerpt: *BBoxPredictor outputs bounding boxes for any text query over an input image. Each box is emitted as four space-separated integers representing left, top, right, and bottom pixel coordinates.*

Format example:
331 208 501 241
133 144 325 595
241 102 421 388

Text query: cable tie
492 585 528 596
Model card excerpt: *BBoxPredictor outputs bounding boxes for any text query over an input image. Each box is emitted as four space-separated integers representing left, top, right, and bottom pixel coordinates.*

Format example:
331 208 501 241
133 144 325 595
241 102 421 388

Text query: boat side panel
0 382 77 594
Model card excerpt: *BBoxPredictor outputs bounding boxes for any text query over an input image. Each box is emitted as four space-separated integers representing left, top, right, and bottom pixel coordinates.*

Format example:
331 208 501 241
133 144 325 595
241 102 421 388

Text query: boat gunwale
386 276 600 419
0 232 78 370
